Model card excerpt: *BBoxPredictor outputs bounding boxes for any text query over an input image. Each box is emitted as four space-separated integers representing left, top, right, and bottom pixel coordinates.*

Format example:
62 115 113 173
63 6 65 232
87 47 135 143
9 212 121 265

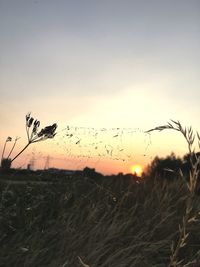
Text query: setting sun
130 165 143 177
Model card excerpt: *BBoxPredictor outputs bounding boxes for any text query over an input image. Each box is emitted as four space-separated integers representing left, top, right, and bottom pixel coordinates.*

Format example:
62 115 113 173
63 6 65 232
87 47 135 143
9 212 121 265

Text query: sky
0 0 199 174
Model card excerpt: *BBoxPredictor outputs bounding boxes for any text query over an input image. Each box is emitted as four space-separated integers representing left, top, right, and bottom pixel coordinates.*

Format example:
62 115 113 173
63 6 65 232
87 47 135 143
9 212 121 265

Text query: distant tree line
147 152 200 185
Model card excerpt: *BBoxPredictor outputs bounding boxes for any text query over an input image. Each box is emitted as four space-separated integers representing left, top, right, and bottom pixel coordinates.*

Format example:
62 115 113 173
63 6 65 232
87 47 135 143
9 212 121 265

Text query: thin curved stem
26 125 30 142
11 142 30 163
7 139 17 159
1 141 7 163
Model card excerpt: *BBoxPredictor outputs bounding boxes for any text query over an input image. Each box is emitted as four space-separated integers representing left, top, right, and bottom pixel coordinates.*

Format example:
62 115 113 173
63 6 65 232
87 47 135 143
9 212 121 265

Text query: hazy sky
0 0 199 173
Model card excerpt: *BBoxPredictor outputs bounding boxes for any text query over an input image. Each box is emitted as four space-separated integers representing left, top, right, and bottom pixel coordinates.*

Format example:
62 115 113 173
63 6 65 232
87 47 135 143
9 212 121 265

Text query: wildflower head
38 123 57 139
33 120 40 134
26 113 35 128
6 137 12 142
26 113 31 123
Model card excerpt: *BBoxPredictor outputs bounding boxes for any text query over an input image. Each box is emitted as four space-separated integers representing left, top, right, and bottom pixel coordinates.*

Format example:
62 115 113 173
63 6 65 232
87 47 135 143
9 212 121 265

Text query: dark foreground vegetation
1 169 200 267
1 120 200 266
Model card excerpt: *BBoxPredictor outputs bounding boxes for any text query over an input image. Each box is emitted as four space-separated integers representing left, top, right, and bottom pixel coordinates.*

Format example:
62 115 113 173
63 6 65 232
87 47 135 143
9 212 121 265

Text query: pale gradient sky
0 0 199 174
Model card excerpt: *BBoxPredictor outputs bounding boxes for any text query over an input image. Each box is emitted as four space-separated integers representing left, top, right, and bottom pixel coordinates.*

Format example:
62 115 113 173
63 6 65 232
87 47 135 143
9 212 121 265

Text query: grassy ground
0 173 200 267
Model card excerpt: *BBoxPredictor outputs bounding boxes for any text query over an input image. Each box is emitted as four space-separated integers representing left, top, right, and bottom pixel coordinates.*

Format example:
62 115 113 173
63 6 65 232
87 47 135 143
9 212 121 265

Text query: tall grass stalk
0 171 198 266
6 137 20 159
78 256 91 267
1 137 12 163
147 120 200 266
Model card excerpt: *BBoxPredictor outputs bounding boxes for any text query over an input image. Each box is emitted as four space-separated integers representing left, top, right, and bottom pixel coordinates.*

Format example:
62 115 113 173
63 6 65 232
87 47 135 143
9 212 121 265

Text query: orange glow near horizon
130 164 143 177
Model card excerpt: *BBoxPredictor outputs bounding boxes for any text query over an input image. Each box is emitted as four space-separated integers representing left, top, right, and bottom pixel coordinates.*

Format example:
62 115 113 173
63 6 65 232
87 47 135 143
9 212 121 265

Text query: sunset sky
0 0 199 174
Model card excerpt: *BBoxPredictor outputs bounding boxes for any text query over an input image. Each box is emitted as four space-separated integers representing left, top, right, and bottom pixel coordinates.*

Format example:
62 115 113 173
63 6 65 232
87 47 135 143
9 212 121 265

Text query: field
1 170 200 267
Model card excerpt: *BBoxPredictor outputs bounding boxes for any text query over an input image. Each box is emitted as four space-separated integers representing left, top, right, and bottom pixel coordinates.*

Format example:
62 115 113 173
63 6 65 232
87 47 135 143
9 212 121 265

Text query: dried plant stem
7 138 18 159
1 141 7 163
11 143 30 163
7 113 57 164
147 120 200 266
78 256 91 267
169 199 192 267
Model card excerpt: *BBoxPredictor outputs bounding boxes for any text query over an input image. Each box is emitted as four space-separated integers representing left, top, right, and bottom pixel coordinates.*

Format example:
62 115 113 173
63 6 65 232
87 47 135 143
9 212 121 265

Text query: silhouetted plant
10 113 57 163
1 158 12 170
1 136 12 161
7 136 20 159
1 114 57 169
1 137 12 169
1 136 21 169
147 120 200 195
147 120 200 266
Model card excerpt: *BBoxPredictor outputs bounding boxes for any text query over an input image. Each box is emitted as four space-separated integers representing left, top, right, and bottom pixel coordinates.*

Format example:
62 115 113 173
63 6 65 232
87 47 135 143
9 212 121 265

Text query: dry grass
0 173 200 267
0 120 200 266
147 120 200 266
